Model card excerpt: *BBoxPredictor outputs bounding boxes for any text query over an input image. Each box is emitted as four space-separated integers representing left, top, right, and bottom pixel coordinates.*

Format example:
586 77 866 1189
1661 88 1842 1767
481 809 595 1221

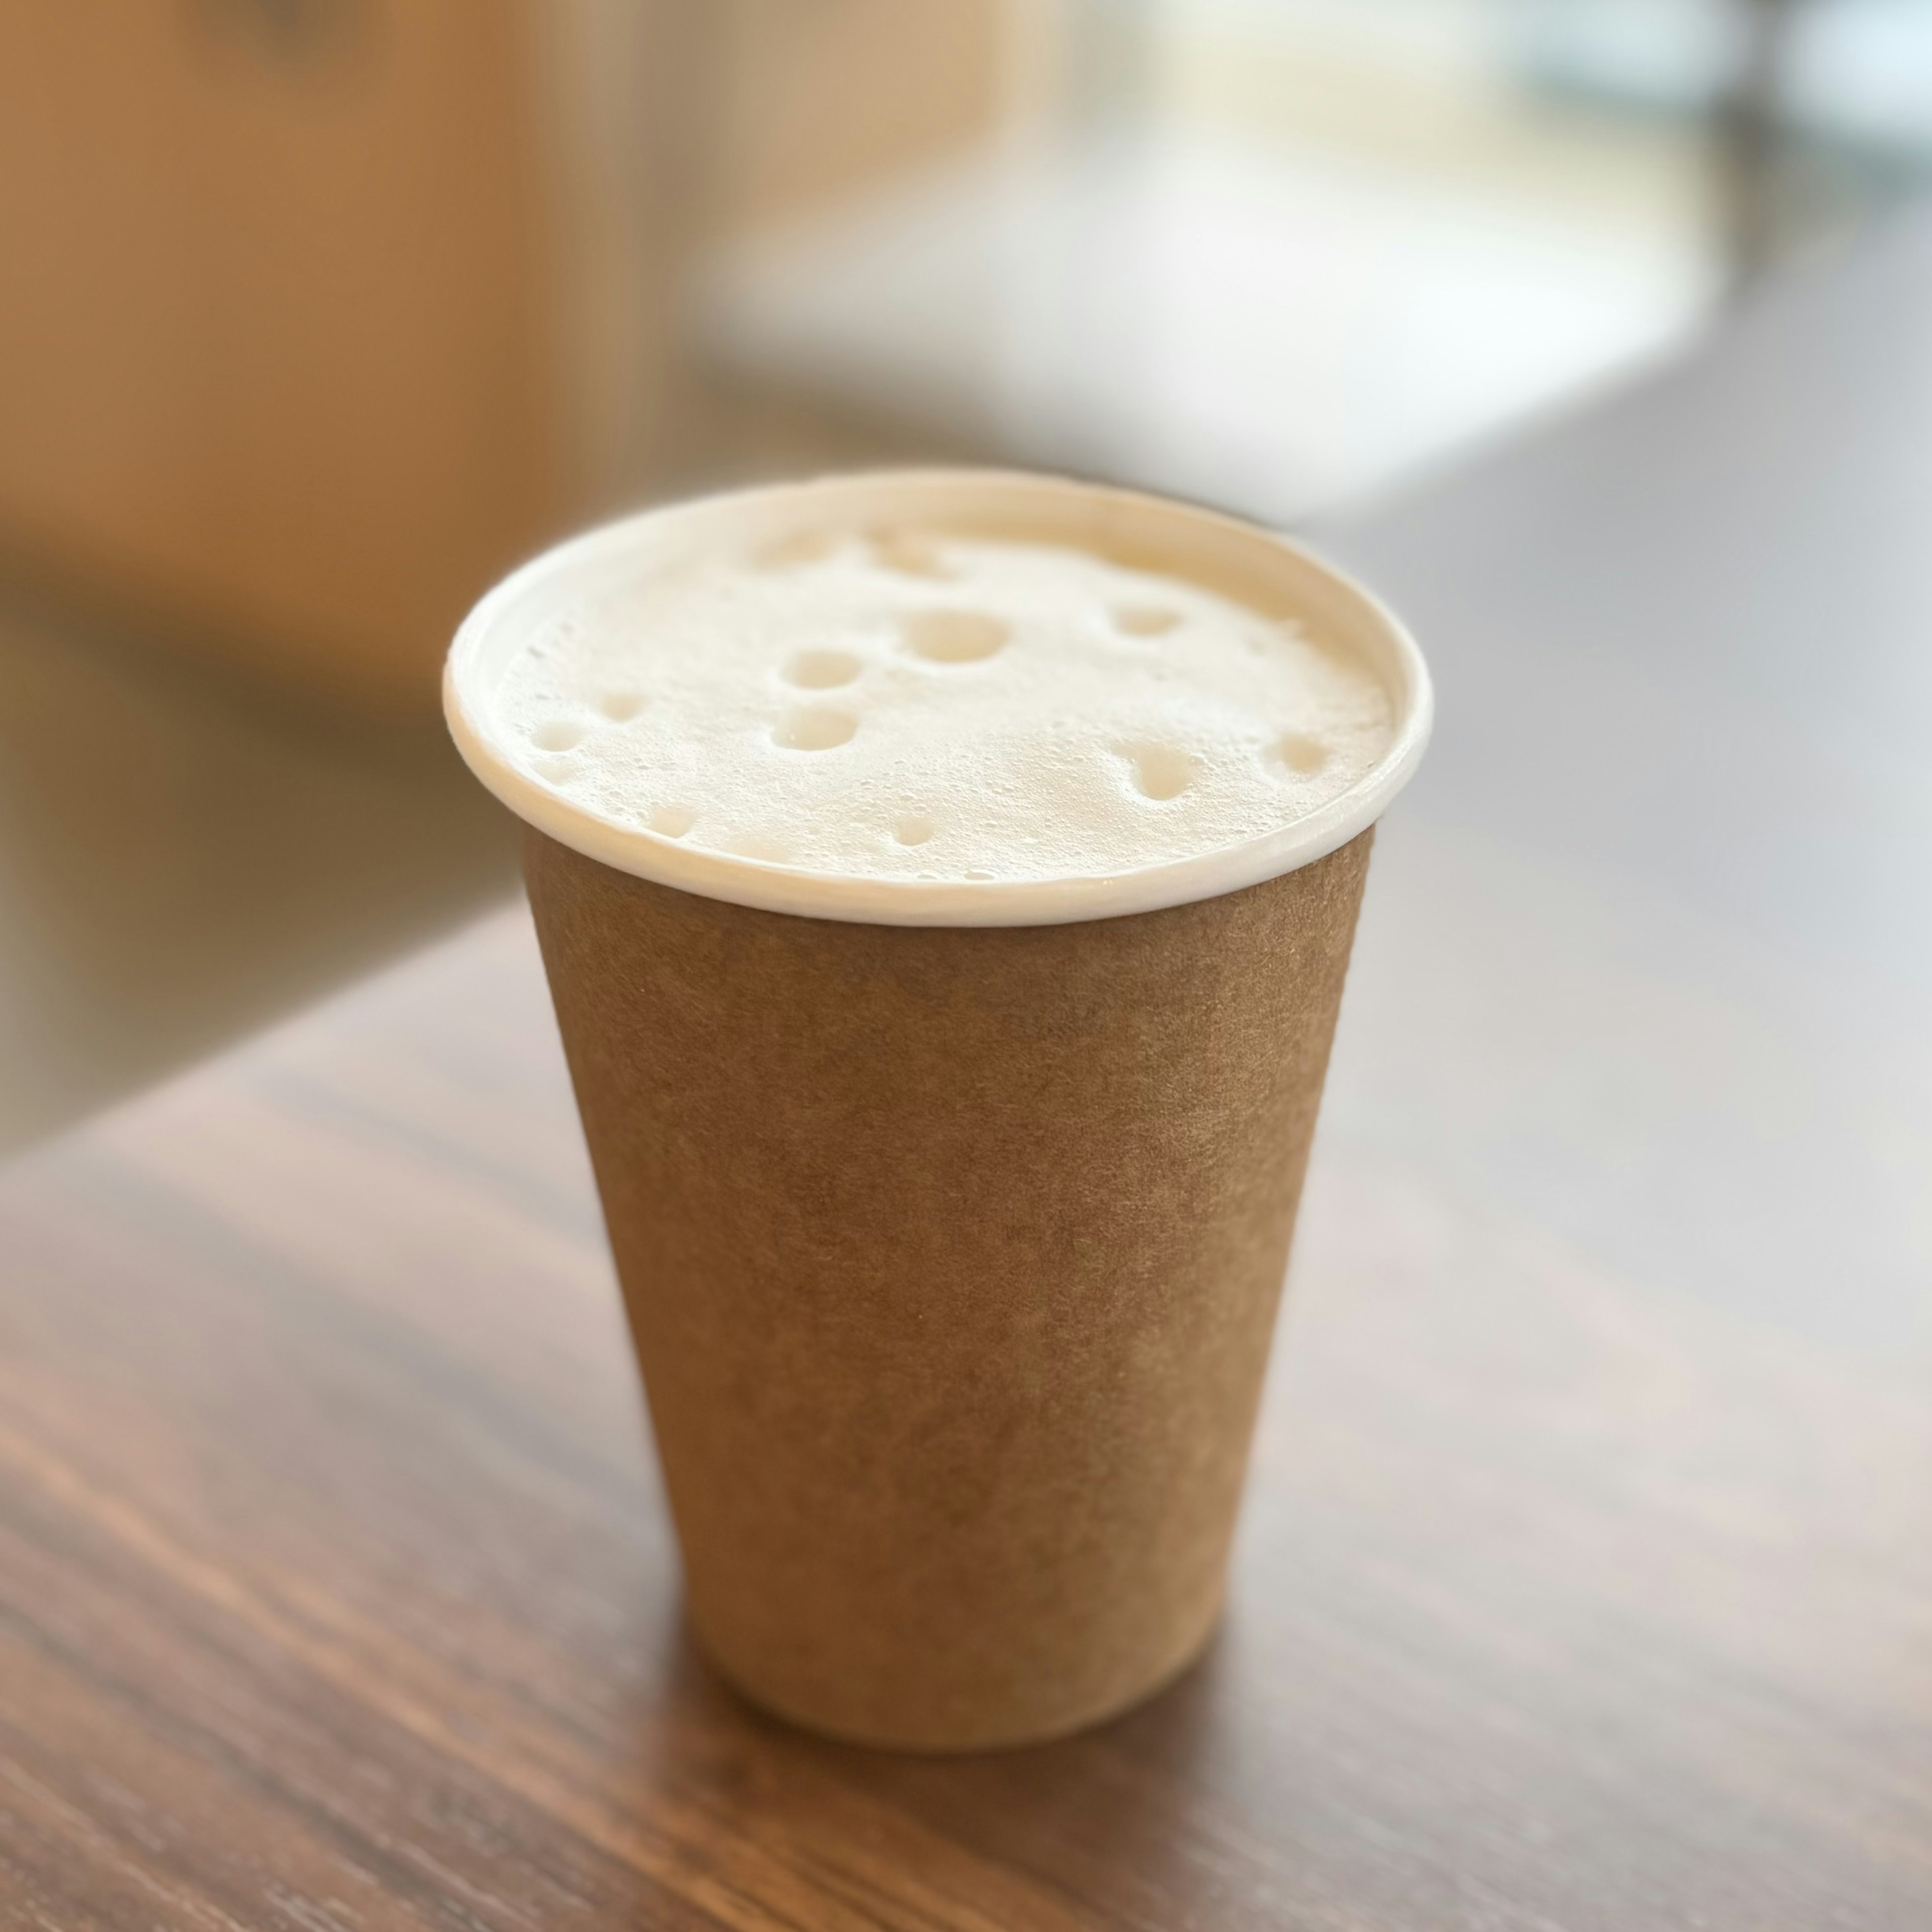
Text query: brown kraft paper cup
446 470 1431 1751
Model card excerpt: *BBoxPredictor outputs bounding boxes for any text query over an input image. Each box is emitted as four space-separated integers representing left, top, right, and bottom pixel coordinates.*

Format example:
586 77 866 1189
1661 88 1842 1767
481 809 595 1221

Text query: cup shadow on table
626 1609 1240 1913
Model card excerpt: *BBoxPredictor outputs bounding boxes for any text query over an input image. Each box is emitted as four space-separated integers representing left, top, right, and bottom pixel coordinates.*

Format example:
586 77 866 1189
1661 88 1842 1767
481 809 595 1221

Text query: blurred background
3 0 1930 1157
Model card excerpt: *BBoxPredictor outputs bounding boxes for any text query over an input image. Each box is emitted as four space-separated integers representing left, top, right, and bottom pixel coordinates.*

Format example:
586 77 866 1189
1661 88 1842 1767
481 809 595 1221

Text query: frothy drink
448 471 1429 1750
489 530 1394 892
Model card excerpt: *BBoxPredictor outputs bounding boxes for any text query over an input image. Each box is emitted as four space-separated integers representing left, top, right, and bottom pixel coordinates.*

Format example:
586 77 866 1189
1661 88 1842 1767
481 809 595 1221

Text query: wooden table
5 223 1931 1928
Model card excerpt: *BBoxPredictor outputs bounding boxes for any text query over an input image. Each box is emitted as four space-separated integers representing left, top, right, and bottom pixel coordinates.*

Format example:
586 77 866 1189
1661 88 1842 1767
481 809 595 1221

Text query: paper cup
447 470 1430 1750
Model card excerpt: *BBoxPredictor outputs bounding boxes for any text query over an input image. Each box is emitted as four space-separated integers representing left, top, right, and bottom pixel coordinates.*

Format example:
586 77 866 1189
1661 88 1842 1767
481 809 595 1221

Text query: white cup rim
444 468 1433 927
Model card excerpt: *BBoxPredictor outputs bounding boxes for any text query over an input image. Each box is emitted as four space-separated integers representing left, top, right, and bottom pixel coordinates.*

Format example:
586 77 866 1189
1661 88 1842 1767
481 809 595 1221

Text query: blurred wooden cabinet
706 0 1011 240
0 0 696 712
0 0 1013 712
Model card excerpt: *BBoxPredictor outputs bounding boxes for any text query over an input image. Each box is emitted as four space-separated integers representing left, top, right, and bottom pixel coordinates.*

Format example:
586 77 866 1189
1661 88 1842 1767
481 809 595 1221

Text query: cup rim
444 467 1433 927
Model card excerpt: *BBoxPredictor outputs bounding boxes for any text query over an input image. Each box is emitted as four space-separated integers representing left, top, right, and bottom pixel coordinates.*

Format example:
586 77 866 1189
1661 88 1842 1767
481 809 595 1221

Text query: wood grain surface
4 223 1932 1927
0 891 1926 1930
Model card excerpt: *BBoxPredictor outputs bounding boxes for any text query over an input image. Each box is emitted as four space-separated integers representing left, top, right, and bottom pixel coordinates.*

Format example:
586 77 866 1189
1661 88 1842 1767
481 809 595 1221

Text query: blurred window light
1511 0 1932 160
1788 0 1932 154
709 0 1932 519
1505 0 1749 113
703 127 1716 522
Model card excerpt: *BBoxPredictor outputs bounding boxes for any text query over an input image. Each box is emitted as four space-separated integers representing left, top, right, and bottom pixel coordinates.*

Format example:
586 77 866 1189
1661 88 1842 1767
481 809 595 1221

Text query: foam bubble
775 707 857 751
1111 604 1181 637
1270 731 1329 776
783 648 862 690
754 529 839 571
868 527 954 578
1121 744 1195 802
485 533 1395 887
900 609 1009 664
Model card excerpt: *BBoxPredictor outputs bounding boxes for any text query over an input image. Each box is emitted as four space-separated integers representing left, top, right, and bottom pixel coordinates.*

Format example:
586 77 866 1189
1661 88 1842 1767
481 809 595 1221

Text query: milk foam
486 529 1395 887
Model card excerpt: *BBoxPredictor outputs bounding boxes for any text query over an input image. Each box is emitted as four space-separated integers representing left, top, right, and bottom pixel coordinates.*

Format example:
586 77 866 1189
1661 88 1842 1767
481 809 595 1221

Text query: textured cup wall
524 827 1373 1750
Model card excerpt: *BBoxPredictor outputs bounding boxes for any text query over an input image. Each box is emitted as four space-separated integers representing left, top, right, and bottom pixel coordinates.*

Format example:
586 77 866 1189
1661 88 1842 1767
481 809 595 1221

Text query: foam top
446 472 1430 926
